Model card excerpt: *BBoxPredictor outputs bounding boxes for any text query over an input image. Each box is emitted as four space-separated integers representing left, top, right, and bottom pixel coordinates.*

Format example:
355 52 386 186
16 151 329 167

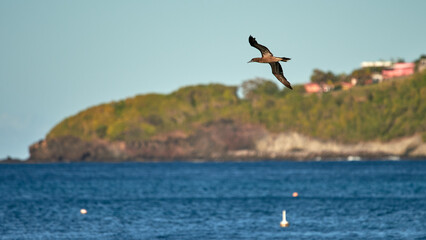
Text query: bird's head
248 58 260 63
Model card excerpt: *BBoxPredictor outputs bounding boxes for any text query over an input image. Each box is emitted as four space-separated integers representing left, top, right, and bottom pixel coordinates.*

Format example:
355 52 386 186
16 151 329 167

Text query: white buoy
280 210 289 227
80 209 87 214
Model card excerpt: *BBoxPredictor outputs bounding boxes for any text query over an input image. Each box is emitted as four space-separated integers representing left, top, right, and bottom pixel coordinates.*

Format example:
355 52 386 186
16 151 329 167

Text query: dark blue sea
1 160 425 240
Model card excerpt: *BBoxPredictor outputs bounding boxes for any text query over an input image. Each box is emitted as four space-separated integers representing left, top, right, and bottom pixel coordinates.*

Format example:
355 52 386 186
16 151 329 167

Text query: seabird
248 35 293 90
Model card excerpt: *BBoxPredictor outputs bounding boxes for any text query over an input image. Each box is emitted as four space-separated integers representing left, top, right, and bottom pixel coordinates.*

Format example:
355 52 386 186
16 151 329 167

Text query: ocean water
0 161 425 240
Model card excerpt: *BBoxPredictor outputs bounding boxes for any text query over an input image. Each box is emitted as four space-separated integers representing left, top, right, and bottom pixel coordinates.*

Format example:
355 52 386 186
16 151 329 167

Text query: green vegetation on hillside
48 71 426 143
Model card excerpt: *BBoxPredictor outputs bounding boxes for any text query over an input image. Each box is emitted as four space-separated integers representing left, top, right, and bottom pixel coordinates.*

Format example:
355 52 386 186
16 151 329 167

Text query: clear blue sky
1 0 425 159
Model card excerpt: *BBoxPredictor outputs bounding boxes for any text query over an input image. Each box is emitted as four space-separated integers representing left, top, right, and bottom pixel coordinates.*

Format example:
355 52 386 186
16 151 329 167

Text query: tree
241 78 279 99
414 54 426 72
310 69 339 83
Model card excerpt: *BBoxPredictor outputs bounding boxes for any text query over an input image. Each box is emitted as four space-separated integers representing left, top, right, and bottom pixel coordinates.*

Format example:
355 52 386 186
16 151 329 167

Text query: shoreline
2 155 425 164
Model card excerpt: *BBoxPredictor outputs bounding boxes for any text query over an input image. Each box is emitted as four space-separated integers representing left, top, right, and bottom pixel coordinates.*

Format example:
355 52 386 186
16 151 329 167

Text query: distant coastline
0 157 25 163
2 131 426 164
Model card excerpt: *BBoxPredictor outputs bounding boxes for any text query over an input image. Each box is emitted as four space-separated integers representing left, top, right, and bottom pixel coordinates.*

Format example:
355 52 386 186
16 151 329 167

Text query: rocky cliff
28 119 426 162
254 132 426 160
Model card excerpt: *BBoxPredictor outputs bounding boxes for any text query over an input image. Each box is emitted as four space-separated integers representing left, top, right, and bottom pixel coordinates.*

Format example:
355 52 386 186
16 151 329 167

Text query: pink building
304 83 322 93
304 83 333 93
382 62 415 79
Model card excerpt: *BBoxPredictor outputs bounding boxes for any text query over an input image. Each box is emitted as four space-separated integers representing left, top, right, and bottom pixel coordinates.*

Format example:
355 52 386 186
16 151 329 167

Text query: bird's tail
280 57 291 62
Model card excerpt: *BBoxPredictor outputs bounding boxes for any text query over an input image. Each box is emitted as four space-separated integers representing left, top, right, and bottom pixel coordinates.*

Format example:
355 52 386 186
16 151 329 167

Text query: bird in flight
248 35 293 90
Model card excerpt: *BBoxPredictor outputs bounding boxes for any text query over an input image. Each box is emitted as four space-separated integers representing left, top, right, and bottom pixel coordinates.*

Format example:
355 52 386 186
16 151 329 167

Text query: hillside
29 71 426 162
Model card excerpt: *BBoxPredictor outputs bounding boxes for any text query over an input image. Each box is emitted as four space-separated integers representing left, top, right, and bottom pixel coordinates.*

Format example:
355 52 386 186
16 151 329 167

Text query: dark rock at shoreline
0 156 25 164
28 119 267 162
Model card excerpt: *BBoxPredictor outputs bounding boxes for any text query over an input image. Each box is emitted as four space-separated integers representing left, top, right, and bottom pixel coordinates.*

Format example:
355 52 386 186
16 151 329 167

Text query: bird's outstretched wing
269 62 293 90
249 35 273 57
